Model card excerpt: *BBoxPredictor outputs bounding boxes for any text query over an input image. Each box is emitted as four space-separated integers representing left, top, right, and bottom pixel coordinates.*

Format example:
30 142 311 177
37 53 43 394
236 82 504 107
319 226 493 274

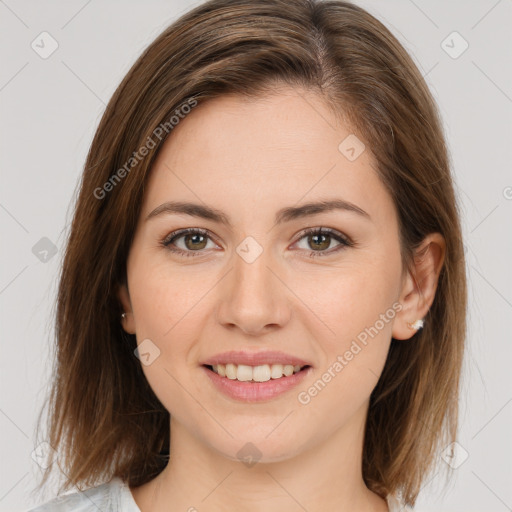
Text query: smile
202 364 312 402
207 363 307 382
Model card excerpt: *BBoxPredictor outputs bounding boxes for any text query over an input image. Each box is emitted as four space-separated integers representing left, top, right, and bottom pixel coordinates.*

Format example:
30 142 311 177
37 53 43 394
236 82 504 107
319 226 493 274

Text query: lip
202 364 313 403
201 350 312 367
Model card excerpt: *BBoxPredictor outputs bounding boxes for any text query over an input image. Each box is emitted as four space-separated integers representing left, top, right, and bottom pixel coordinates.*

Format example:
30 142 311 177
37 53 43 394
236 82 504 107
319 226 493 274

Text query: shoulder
25 477 139 512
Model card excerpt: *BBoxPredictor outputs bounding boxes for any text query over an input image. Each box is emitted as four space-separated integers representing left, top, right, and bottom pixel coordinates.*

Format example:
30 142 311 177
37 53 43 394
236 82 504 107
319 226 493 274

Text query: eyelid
292 226 352 247
162 227 221 250
161 226 353 257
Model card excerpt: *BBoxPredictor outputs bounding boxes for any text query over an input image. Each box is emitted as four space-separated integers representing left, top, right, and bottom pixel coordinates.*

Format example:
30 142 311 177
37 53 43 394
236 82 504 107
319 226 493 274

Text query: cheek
294 255 400 341
127 252 213 376
291 251 401 398
128 249 211 337
129 272 207 419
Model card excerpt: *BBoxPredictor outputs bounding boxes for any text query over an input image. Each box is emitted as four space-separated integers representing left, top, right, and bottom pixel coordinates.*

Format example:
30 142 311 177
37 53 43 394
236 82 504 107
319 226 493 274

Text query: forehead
141 87 393 226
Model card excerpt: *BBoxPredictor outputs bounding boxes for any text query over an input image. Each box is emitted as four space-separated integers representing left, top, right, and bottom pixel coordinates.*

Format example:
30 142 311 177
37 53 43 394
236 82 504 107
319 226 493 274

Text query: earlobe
392 233 446 341
117 283 136 335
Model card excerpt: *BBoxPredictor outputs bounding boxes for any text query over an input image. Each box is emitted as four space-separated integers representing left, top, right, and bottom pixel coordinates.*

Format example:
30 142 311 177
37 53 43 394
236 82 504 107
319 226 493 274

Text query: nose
215 245 291 336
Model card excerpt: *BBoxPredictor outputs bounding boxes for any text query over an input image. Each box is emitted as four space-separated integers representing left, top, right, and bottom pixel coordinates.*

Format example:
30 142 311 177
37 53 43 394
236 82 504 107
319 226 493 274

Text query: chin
204 431 310 466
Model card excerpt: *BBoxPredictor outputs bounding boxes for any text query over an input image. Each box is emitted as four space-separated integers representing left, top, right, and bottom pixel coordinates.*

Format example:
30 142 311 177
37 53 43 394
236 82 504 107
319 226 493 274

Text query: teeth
237 364 254 382
211 363 305 382
270 364 283 379
225 363 237 380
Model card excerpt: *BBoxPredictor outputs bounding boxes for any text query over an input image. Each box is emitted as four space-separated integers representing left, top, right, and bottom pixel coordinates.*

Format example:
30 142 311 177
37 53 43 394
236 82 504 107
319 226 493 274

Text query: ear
392 233 446 340
117 282 136 335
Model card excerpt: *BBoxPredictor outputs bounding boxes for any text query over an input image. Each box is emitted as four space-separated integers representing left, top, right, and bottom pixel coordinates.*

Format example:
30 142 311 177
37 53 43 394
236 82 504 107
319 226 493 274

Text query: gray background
1 0 511 510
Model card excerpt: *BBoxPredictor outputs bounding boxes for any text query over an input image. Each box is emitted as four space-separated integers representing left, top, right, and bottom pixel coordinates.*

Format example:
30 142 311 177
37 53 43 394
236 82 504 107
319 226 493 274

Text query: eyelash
160 227 353 259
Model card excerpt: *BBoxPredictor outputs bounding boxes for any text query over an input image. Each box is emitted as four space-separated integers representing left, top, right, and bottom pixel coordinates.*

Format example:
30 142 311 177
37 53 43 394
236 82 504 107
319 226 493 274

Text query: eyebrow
145 198 371 226
146 199 371 227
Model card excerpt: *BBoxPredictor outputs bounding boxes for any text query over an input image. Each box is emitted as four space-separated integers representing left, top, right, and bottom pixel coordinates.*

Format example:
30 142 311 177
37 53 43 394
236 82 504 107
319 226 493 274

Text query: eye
293 227 353 258
161 228 218 257
161 227 353 258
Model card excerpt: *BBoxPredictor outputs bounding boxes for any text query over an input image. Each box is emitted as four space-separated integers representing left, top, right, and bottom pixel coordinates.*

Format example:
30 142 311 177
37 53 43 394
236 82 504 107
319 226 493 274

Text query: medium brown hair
33 0 467 506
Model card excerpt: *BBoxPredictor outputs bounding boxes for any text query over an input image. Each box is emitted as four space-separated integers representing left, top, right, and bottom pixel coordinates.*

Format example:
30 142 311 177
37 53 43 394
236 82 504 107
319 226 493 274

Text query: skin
118 85 445 512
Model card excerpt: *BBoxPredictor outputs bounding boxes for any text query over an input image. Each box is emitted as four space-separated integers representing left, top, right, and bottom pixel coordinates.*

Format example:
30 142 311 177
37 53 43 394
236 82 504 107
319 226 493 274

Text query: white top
26 476 413 511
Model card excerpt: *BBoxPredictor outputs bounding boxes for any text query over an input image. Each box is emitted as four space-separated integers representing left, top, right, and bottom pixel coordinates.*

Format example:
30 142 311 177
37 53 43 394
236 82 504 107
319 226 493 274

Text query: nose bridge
217 235 289 333
235 240 274 297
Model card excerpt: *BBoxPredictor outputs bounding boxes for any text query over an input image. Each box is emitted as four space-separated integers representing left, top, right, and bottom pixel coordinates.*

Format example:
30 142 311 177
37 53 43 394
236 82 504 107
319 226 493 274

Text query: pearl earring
121 312 126 320
407 319 424 330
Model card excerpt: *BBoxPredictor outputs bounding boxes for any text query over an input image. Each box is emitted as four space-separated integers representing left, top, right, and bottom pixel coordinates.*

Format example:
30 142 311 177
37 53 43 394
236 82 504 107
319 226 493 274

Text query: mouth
203 363 311 382
202 362 313 402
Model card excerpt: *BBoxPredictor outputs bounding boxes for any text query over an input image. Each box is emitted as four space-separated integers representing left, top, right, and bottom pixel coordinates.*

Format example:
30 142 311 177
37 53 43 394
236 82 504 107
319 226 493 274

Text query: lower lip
202 365 312 403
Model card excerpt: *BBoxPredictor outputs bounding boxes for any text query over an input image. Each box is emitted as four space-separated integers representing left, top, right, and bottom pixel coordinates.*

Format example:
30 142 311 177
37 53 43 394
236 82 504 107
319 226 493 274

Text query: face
118 86 407 463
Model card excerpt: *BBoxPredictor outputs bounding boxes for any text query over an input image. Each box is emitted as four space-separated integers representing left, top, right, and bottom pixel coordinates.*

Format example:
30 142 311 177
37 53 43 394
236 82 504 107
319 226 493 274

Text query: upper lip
201 350 312 367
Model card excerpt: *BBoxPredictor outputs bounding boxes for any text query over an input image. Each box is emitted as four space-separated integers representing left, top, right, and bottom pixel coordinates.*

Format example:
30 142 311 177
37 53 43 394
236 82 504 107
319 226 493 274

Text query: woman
28 0 467 510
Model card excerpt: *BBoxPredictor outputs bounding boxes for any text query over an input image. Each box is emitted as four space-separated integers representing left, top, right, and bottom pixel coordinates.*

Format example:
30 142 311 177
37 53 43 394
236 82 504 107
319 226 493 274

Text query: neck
130 401 388 512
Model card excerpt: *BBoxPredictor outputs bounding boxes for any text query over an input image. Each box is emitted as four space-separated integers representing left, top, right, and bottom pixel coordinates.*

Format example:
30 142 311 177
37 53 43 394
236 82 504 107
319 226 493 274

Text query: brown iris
308 233 331 251
184 233 208 250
